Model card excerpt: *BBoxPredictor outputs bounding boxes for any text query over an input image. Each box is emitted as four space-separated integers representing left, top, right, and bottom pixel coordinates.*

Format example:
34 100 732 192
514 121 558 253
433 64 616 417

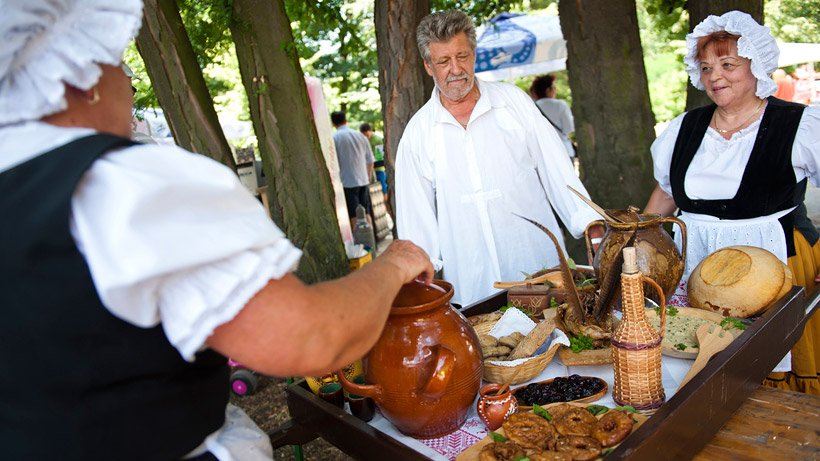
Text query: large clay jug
337 280 483 439
585 213 686 306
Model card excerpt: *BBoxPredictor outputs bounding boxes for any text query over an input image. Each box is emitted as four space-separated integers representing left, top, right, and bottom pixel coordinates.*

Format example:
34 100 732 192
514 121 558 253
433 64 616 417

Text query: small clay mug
476 382 519 431
318 383 345 409
348 375 376 421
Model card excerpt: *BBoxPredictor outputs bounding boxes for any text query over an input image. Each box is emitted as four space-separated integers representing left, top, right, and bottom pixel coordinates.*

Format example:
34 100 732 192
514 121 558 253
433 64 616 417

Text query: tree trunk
230 0 348 284
374 0 432 237
136 0 236 171
685 0 765 111
558 0 656 211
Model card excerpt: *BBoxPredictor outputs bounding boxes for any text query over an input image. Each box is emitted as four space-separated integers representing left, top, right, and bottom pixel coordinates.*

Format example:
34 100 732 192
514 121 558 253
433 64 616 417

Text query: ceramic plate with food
645 306 745 359
455 402 647 461
512 375 607 410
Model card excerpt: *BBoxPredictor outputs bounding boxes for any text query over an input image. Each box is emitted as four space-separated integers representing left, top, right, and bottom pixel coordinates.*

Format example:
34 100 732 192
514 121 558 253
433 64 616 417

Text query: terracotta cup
318 383 344 409
348 376 376 422
476 382 519 431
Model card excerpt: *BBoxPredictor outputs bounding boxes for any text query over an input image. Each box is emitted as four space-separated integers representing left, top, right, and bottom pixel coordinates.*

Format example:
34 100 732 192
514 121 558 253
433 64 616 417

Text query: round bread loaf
687 245 792 318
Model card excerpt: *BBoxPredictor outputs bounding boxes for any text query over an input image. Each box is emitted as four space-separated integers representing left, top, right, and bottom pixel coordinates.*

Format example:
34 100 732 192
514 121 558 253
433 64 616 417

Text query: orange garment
773 72 796 102
763 229 820 395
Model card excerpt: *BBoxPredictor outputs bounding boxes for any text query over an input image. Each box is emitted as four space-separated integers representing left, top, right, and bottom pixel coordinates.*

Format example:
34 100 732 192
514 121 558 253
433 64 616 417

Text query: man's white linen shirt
333 125 375 187
0 121 301 460
396 78 599 306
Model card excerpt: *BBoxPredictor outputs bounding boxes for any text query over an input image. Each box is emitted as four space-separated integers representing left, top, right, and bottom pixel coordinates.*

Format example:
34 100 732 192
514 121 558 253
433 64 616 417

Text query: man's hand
378 239 435 285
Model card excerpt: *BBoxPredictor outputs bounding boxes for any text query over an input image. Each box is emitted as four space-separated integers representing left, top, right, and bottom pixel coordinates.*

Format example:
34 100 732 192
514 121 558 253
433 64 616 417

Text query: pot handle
336 370 382 400
659 217 687 269
584 219 606 264
643 276 667 339
421 345 456 399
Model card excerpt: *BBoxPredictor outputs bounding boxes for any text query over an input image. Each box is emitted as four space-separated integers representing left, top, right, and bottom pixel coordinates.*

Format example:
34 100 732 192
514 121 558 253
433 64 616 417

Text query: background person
0 1 434 459
530 74 576 160
396 10 603 307
644 11 820 395
331 111 375 220
360 122 388 202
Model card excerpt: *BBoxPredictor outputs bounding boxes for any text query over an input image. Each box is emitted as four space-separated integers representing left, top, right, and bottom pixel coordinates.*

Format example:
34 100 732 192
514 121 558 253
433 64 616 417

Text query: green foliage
431 1 527 25
177 0 234 68
766 0 820 44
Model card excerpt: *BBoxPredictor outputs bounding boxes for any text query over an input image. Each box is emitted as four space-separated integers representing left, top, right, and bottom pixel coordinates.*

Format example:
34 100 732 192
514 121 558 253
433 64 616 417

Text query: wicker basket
473 318 561 385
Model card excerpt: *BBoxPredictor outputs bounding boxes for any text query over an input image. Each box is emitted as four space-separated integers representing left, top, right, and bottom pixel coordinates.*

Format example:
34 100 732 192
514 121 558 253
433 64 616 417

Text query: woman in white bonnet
645 11 820 395
0 0 433 459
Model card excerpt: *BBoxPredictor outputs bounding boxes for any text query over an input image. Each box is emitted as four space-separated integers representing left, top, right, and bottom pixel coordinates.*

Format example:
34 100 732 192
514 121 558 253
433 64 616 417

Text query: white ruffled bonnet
683 10 779 99
0 0 144 126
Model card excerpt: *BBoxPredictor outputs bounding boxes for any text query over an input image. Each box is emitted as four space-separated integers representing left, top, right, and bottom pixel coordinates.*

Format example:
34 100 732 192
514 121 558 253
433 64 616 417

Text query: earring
89 86 101 105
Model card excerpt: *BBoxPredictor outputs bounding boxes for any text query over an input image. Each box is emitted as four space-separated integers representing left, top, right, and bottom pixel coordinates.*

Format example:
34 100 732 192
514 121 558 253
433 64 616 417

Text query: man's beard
435 72 475 102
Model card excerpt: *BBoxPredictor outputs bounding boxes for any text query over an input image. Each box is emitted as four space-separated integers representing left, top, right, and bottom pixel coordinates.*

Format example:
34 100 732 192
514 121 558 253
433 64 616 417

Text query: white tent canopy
778 42 820 68
474 13 566 82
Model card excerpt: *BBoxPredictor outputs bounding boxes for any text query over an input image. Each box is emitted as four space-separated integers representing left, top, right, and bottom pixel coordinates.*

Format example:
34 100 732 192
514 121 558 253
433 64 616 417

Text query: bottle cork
622 247 638 274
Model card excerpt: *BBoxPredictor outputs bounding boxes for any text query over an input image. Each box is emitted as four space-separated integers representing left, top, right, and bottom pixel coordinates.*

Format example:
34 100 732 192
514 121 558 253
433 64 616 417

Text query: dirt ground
229 373 355 461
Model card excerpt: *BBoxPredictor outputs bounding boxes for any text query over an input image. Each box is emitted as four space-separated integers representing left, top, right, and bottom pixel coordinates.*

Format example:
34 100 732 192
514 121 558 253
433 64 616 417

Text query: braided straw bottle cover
612 247 667 414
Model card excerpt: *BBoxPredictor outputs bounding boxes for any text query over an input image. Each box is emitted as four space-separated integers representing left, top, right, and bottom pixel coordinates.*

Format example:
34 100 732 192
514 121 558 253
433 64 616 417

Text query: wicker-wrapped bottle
612 247 667 414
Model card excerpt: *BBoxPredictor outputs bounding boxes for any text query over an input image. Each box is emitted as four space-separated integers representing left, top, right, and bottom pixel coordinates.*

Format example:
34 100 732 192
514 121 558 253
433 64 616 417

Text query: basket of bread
471 308 569 386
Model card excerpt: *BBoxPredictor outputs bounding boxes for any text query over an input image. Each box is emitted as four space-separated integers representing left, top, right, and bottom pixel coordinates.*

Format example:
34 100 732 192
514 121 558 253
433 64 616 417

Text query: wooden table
268 285 820 460
694 385 820 460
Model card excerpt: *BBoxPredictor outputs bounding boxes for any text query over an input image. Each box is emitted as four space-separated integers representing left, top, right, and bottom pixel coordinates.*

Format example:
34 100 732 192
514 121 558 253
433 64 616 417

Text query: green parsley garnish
569 333 594 353
489 431 507 442
674 343 687 351
513 457 530 461
654 305 678 316
550 297 560 308
720 318 746 331
499 303 535 317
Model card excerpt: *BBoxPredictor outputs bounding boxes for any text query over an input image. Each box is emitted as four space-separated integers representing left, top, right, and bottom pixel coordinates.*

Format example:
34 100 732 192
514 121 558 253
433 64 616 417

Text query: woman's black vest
0 134 229 460
669 97 818 256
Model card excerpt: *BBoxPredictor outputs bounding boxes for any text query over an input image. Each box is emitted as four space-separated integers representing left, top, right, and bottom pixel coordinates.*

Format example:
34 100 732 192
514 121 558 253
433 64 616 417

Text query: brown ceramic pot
476 383 518 431
585 214 686 307
337 280 483 439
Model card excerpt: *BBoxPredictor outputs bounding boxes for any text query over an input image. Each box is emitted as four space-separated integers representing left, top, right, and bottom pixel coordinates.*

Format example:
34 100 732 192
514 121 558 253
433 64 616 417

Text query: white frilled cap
683 10 780 99
0 0 144 126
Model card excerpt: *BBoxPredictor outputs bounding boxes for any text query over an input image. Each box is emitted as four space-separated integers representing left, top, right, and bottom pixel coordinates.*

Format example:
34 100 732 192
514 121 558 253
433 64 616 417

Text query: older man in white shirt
396 10 603 307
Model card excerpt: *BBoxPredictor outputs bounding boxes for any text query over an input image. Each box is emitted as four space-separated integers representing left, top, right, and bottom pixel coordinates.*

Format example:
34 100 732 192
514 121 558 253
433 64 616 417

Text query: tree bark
685 0 765 111
230 0 348 284
558 0 657 211
136 0 236 171
374 0 432 237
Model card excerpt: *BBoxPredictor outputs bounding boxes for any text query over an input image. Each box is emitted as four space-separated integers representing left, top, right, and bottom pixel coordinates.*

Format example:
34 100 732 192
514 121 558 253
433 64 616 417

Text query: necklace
713 99 765 134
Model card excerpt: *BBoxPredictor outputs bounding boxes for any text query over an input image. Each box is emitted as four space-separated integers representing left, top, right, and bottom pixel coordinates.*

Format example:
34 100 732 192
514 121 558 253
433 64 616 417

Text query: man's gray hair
416 11 477 63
